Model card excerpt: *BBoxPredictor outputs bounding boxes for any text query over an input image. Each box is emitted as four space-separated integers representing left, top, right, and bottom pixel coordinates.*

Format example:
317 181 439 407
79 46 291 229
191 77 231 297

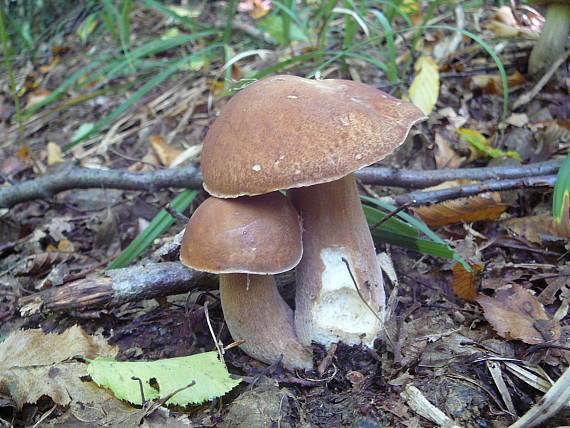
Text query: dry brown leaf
413 180 508 227
476 284 561 344
57 238 75 252
485 6 538 38
13 252 75 276
471 70 525 95
47 141 64 166
150 135 183 167
434 132 462 169
0 326 118 408
39 55 61 73
452 263 483 302
505 215 570 244
25 89 52 109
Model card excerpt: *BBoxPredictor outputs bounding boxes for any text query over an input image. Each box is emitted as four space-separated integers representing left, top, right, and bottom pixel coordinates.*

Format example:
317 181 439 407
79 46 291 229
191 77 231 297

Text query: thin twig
0 160 562 209
513 52 570 110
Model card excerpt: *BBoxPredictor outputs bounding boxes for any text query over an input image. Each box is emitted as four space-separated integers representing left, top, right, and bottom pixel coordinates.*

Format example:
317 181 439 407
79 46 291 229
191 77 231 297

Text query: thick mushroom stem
219 273 313 370
290 174 385 347
528 3 570 78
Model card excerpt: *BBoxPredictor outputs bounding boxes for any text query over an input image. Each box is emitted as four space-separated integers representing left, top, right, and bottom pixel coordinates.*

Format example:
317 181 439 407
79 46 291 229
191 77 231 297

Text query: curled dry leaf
434 132 463 169
150 135 183 167
413 180 508 227
485 6 538 38
476 284 561 344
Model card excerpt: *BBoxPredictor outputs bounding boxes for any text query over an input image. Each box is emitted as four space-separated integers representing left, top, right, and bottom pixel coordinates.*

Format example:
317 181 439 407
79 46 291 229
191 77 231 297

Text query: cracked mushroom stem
528 1 570 78
179 192 312 370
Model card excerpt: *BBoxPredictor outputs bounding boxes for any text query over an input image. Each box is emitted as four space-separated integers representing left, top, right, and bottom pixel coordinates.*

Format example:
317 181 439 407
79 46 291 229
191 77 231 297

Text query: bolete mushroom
179 192 312 370
528 0 570 77
201 75 426 348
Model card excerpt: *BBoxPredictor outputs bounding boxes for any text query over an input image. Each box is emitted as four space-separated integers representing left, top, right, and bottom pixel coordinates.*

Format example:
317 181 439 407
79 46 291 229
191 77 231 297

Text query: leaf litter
0 1 569 427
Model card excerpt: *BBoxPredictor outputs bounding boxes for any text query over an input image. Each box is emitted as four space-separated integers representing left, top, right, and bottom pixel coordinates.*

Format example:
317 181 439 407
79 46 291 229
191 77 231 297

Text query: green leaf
107 189 197 270
553 153 570 224
258 14 308 45
87 351 241 406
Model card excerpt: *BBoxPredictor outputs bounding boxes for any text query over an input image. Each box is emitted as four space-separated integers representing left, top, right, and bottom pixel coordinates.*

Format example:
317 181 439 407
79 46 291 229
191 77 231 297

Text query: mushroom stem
219 273 313 370
528 3 570 78
290 174 385 347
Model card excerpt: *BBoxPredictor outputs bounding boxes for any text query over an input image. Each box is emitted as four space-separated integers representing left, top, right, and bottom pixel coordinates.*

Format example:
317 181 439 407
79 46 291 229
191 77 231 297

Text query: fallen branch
391 175 556 206
18 262 215 316
0 160 563 209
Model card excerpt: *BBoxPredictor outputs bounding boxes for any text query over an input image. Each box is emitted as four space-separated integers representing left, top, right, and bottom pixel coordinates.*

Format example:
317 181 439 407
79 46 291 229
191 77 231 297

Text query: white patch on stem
312 248 380 346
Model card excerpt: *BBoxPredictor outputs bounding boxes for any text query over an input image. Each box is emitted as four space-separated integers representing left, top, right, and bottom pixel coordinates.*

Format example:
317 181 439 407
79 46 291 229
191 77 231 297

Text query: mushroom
179 192 312 370
201 75 426 348
528 0 570 77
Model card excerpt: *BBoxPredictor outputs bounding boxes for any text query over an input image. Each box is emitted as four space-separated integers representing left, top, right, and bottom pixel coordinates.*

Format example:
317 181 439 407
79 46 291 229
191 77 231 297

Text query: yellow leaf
150 136 183 167
47 142 64 166
409 56 439 115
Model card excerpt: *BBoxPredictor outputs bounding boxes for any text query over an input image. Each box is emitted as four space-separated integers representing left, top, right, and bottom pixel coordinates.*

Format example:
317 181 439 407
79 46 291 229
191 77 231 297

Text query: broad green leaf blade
87 351 241 406
553 153 570 224
363 205 418 238
107 189 197 270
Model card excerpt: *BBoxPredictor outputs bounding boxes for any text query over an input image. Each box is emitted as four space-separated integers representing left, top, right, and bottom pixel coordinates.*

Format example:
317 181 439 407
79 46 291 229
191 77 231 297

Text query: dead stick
18 262 215 316
391 175 556 206
0 160 562 209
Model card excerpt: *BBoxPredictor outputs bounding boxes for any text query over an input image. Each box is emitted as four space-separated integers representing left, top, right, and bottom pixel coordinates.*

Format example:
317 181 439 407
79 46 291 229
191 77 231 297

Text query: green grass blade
369 9 398 84
553 153 570 223
22 55 112 118
107 189 197 270
363 205 418 237
361 195 470 270
64 45 222 150
370 228 457 259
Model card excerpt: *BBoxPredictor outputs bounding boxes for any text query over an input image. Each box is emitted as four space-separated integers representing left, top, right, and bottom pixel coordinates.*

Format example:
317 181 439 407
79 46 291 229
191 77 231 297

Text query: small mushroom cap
179 192 302 274
202 75 427 198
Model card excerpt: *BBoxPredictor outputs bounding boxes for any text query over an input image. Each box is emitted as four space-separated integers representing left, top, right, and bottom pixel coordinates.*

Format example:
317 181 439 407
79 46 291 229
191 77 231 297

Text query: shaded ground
1 2 569 427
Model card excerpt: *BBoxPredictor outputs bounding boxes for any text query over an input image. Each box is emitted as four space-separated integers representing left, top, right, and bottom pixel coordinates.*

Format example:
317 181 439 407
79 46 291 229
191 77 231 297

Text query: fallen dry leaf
150 135 183 167
434 132 463 169
485 6 538 39
47 142 64 166
0 326 118 408
476 284 561 344
452 263 483 302
408 56 440 115
413 180 507 227
505 214 570 244
470 70 525 95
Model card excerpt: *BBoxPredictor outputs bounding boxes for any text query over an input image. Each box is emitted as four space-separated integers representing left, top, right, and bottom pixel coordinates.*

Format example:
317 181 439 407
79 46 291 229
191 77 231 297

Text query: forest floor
0 1 569 427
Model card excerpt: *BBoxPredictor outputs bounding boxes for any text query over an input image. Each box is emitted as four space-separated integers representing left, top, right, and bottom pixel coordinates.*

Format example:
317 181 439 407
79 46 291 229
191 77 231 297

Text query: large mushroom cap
180 192 302 274
202 75 426 198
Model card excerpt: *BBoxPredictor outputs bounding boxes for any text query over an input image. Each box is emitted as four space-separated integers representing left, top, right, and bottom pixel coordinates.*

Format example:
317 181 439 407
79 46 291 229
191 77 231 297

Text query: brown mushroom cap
201 75 426 198
180 192 302 274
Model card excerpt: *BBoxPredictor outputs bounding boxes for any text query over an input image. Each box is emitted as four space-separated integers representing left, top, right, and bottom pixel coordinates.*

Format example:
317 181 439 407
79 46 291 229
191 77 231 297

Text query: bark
18 262 214 316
